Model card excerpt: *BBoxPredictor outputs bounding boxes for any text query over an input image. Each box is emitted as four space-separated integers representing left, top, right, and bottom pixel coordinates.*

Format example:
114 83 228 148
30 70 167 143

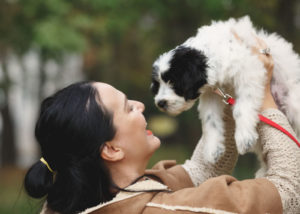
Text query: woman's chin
148 135 161 151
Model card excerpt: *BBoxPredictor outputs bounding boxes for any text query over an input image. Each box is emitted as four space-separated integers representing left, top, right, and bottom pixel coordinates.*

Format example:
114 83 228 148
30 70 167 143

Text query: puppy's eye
150 80 159 95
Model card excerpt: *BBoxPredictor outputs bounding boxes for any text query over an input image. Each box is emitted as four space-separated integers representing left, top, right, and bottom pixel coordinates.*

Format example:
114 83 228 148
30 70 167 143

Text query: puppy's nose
157 100 167 109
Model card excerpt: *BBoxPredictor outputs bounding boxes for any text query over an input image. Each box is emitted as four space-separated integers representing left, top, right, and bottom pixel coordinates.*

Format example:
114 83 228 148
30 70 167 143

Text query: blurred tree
0 0 87 166
0 1 23 166
21 0 87 99
0 0 299 169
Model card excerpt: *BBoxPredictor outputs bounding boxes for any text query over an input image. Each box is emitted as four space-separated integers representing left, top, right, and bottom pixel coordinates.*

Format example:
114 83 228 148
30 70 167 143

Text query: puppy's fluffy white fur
153 16 300 168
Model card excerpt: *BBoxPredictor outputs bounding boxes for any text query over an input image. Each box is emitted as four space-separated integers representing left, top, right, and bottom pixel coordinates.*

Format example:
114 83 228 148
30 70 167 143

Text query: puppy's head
151 46 208 115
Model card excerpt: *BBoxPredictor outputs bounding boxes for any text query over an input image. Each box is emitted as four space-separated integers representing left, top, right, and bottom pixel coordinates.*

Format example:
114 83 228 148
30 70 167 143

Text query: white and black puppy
151 16 300 164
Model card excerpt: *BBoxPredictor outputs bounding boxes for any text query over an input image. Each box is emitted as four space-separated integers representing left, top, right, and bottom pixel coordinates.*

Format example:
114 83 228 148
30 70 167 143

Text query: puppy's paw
203 142 225 163
235 130 258 154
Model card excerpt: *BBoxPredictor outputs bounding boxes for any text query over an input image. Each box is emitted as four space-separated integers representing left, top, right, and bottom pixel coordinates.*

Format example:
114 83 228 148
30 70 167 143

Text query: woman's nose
135 101 145 112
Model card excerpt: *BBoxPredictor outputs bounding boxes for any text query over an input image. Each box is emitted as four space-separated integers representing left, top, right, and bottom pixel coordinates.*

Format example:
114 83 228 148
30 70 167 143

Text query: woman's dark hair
24 81 116 214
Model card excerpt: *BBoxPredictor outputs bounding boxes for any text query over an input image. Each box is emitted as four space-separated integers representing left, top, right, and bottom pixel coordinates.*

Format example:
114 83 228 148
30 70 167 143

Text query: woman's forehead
93 82 125 110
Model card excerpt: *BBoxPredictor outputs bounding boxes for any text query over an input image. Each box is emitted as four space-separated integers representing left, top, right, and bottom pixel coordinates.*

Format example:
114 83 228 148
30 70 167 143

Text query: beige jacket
42 160 282 214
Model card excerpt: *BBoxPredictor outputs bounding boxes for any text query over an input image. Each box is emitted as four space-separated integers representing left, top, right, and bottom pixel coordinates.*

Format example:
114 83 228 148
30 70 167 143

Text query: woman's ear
100 143 124 162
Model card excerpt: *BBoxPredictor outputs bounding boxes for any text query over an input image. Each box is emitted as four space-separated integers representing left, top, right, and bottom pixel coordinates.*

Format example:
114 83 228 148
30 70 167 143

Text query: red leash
258 114 300 147
216 88 300 148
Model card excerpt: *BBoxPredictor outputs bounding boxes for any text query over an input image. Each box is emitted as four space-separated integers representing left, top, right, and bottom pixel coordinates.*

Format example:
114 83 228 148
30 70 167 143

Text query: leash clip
215 87 234 105
223 94 234 105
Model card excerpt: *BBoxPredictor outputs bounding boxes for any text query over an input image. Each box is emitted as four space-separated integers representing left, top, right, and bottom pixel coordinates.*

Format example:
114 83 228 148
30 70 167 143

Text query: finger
252 32 267 48
251 37 271 59
249 34 261 54
231 30 273 72
251 33 272 58
256 37 267 49
231 29 243 44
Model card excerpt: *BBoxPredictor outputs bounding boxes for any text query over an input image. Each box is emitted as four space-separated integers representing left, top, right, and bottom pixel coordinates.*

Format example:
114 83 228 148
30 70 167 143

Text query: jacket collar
41 179 169 214
80 179 169 213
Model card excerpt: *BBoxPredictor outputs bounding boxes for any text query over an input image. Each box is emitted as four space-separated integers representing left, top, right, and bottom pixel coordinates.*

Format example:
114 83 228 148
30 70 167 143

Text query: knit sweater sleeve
258 108 300 213
181 106 239 186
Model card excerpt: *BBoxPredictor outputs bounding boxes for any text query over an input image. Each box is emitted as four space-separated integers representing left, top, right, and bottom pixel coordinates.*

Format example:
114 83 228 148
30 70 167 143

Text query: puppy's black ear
168 46 208 100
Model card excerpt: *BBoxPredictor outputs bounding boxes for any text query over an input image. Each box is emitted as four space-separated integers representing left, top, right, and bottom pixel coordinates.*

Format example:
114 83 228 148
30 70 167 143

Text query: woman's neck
108 161 147 189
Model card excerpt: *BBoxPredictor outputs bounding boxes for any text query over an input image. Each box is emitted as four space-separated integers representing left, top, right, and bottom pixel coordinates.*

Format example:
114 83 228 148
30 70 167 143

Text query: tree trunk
0 102 16 166
38 55 47 102
0 55 16 166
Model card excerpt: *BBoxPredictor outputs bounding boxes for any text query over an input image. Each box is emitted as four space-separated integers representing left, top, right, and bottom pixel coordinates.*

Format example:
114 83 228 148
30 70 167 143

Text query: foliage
0 0 299 211
0 0 299 165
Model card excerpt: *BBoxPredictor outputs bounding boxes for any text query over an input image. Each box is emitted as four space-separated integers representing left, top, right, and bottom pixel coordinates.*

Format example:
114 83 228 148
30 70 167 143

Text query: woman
24 41 300 214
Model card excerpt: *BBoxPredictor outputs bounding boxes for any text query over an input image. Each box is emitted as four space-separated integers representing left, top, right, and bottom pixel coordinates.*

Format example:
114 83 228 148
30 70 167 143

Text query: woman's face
94 82 161 164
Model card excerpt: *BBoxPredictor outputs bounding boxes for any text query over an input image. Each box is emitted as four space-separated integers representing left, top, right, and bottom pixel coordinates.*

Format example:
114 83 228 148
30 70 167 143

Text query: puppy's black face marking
161 46 208 101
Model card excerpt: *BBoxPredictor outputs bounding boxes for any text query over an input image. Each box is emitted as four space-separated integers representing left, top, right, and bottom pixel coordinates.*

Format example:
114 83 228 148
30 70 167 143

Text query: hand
231 30 277 111
251 35 277 111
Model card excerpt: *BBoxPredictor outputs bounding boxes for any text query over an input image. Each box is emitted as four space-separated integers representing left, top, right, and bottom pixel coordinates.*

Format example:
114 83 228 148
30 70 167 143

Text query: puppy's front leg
199 91 225 163
233 84 263 154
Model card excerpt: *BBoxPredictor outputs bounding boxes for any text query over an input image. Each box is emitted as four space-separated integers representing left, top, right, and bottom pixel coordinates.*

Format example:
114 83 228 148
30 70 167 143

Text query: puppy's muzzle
157 100 168 109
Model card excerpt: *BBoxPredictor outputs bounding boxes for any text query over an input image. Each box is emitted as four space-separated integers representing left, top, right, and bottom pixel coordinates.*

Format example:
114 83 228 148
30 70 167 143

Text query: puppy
151 16 300 165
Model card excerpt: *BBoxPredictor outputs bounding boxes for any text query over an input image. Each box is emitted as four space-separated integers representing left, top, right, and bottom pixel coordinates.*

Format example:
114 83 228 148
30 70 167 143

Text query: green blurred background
0 0 299 213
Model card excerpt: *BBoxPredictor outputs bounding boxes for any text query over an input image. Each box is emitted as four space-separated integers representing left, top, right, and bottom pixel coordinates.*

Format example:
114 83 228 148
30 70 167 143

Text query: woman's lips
146 130 153 136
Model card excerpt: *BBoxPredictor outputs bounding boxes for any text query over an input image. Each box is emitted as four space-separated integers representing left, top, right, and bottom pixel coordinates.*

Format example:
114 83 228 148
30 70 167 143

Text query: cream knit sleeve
182 106 239 186
258 108 300 214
